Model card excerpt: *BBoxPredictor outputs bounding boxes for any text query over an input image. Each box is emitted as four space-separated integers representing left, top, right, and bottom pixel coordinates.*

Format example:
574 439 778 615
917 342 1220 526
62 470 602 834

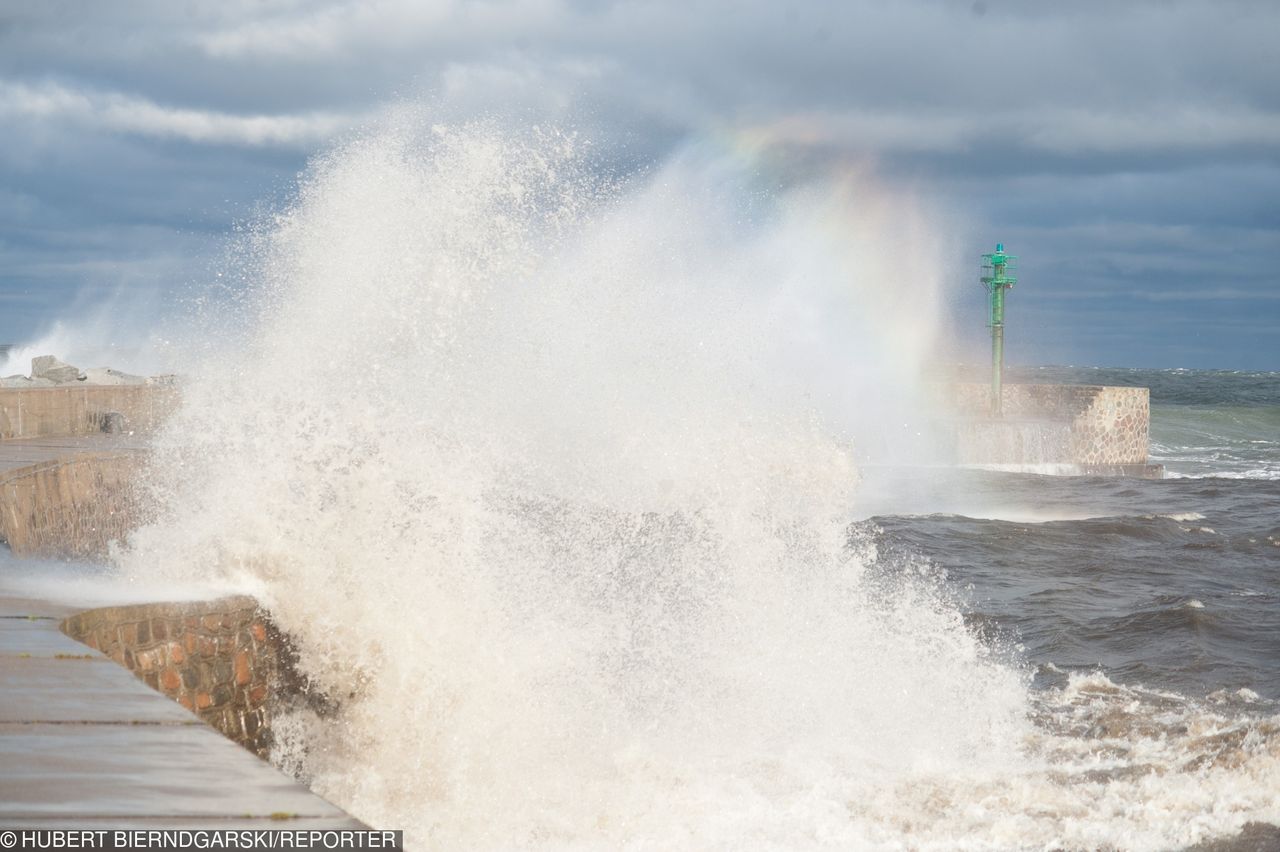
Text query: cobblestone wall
941 382 1105 422
939 383 1151 466
61 597 291 757
1065 386 1151 465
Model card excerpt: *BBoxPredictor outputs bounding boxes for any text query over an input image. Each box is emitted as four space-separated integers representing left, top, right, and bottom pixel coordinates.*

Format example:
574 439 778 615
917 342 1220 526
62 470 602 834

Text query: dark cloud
0 0 1276 367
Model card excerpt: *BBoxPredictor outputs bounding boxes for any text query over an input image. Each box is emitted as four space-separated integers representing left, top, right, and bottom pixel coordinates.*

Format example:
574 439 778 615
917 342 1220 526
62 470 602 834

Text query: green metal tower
980 243 1017 416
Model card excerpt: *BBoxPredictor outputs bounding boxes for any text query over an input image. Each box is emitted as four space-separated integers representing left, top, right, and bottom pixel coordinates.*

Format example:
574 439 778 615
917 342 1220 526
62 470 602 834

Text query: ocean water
84 122 1280 849
850 368 1280 850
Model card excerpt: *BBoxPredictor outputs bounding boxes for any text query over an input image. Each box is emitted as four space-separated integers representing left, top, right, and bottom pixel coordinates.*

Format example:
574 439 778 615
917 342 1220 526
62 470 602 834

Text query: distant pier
936 382 1164 477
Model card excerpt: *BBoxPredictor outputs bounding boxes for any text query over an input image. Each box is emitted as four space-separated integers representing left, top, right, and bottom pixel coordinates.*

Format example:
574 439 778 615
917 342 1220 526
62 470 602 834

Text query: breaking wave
115 118 1280 849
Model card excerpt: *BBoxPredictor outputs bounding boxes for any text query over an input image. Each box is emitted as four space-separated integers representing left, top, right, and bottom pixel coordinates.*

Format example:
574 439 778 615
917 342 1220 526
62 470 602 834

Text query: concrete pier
0 578 364 829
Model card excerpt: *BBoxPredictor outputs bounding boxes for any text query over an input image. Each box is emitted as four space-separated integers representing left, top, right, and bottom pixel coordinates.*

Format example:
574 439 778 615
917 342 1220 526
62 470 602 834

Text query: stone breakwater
1059 386 1150 466
60 597 305 759
938 383 1153 469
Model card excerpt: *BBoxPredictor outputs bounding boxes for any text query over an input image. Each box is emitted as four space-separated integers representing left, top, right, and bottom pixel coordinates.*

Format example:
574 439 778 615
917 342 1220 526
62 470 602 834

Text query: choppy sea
856 366 1280 850
881 367 1280 692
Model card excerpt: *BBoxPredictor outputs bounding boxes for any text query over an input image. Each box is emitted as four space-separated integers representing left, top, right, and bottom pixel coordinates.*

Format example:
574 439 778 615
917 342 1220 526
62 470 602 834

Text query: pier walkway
0 578 365 829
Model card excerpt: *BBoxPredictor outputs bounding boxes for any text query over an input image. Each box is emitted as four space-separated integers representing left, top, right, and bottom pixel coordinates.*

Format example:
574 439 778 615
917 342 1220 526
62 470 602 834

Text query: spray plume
115 117 1280 850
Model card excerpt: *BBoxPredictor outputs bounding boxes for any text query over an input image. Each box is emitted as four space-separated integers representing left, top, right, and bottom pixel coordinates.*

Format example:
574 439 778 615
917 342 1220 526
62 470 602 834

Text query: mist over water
114 120 1280 849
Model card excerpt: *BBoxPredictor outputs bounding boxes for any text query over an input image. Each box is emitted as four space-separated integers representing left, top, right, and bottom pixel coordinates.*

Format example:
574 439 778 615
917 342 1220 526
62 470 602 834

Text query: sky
1 0 1277 370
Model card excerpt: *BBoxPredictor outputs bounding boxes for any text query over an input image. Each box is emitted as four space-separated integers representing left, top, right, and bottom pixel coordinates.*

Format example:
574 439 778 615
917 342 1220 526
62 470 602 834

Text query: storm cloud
1 0 1276 367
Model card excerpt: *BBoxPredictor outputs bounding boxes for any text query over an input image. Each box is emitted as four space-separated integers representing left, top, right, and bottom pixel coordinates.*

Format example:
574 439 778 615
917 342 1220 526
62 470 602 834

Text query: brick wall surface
61 597 288 757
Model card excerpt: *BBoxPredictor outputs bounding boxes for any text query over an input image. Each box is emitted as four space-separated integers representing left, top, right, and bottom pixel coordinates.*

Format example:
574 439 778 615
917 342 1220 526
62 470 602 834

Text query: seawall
0 579 363 830
0 380 364 826
0 383 175 558
936 382 1158 473
0 451 143 558
0 384 178 439
60 597 302 758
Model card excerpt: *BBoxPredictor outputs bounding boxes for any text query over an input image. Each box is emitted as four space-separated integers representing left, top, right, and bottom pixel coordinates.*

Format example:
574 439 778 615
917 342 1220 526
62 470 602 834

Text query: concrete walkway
0 578 366 829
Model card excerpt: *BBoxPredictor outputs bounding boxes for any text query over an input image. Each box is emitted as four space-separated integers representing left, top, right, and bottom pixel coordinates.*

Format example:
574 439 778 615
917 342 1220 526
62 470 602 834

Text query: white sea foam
1163 468 1280 481
113 119 1280 849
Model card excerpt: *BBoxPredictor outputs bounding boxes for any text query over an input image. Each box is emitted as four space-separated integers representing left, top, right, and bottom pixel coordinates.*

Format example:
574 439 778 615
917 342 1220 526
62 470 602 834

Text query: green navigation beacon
980 243 1017 417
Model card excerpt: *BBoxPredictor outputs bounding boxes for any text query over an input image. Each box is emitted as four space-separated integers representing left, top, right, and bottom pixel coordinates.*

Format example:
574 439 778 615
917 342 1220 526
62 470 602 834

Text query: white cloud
0 80 357 147
195 0 475 59
738 103 1280 157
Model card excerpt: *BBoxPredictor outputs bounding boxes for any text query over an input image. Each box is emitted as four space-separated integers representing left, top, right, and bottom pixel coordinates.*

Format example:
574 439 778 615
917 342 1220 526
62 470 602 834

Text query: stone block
30 356 85 384
212 658 233 686
234 651 252 686
211 684 234 707
160 667 181 693
135 648 163 672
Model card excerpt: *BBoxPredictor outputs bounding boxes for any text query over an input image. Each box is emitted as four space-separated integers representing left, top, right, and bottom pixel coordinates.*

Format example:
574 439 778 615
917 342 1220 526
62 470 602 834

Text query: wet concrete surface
0 576 366 828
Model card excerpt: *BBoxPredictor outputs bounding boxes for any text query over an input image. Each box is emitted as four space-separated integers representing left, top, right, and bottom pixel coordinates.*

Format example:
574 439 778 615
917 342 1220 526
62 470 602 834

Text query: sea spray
114 119 1280 849
112 117 1023 844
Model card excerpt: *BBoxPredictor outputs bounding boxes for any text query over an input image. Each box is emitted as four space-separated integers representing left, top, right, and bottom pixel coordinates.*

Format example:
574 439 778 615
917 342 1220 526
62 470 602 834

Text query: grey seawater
862 469 1280 699
859 367 1280 849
